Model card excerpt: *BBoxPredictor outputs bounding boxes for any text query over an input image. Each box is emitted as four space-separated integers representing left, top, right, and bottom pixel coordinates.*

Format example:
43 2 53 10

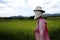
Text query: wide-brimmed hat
34 6 45 13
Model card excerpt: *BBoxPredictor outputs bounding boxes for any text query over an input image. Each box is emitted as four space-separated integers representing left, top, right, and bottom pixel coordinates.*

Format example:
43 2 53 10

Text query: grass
0 19 60 40
47 20 60 40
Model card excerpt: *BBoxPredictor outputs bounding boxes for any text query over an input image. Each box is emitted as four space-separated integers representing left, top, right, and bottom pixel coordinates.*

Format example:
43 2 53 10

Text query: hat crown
35 6 42 10
34 6 45 13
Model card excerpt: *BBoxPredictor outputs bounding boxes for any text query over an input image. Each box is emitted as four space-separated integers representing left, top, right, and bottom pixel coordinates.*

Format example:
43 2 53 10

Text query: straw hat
34 6 45 13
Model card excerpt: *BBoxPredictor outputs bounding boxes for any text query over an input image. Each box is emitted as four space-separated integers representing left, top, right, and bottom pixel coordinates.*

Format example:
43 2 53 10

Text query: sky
0 0 60 17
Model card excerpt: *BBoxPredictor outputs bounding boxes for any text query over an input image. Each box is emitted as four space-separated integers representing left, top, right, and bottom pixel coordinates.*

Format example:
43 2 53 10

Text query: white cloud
0 0 20 17
43 0 60 13
28 0 60 13
0 0 33 17
28 0 43 10
0 0 60 17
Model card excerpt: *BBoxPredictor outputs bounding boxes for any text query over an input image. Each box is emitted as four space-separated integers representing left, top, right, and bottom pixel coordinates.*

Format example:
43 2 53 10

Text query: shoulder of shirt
39 19 47 23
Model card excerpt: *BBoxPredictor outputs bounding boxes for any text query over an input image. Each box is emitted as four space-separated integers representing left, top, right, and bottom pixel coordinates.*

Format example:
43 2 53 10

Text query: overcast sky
0 0 60 17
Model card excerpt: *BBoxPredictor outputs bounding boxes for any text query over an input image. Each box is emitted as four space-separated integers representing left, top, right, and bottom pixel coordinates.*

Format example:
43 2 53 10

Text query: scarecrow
34 6 50 40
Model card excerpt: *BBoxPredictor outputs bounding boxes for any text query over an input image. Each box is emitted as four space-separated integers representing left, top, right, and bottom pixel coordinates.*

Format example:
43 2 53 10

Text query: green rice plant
0 19 60 40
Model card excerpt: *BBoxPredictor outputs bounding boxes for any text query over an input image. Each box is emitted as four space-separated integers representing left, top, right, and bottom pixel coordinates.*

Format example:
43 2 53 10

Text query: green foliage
0 19 36 40
0 19 60 40
46 16 60 20
47 20 60 40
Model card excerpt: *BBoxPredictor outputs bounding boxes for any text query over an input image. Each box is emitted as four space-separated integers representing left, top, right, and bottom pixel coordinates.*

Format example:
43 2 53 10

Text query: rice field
0 19 60 40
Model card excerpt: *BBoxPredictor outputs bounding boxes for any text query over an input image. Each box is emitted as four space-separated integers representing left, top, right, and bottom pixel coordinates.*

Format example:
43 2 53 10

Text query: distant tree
29 16 34 19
